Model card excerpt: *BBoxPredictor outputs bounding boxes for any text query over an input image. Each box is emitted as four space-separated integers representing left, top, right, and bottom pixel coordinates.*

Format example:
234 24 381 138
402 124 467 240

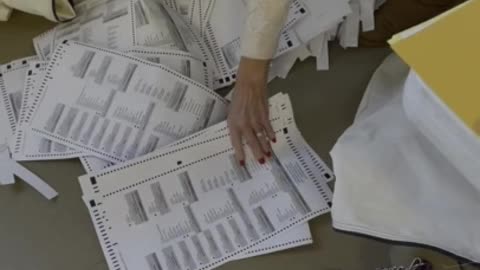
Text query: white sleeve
0 2 13 21
240 0 291 60
2 0 75 22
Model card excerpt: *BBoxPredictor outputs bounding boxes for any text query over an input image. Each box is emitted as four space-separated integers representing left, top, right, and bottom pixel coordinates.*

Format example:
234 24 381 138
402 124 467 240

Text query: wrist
237 57 270 84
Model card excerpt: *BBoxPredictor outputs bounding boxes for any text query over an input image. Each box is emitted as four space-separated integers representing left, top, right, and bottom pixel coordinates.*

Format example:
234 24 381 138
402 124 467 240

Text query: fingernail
258 157 265 164
239 160 245 167
272 138 277 143
266 152 272 158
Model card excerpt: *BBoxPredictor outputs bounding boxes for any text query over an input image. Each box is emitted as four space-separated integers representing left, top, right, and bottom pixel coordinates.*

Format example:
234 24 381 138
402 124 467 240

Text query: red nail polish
266 152 272 158
259 158 265 164
240 160 245 167
272 138 277 143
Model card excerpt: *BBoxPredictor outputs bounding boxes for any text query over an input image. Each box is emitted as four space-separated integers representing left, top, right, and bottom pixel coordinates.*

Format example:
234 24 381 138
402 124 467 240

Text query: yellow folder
389 0 480 136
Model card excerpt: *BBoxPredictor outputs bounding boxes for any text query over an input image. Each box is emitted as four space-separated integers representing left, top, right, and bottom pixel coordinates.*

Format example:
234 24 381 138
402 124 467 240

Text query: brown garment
360 0 466 47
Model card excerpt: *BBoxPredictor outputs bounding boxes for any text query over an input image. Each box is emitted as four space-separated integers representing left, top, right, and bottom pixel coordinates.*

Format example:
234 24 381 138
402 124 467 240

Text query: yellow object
389 0 480 136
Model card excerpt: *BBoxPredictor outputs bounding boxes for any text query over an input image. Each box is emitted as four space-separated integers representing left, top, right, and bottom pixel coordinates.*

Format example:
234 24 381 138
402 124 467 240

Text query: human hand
227 57 276 166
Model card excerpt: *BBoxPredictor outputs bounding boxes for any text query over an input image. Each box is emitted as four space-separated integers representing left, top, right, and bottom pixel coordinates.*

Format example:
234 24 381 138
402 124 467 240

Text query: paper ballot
33 0 133 60
125 47 214 89
79 43 218 173
78 94 334 264
28 41 228 163
79 93 332 270
0 0 371 262
12 61 82 161
33 0 384 90
0 56 38 136
0 57 58 199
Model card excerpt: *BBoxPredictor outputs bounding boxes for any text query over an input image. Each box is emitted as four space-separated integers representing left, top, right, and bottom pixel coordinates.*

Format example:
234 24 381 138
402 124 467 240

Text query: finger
244 129 266 164
262 117 276 143
260 107 276 143
254 128 271 158
229 126 245 166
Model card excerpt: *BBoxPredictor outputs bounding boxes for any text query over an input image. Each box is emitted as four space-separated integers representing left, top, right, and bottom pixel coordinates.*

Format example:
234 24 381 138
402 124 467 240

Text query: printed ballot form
34 0 218 69
125 47 214 89
28 41 228 163
79 93 333 270
0 56 38 133
12 61 82 160
0 57 58 198
34 0 133 60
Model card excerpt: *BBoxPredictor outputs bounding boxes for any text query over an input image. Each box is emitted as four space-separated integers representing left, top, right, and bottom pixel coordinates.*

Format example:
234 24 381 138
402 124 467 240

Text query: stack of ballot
32 0 387 89
78 90 335 270
0 1 346 268
0 0 388 196
0 40 335 270
0 57 58 199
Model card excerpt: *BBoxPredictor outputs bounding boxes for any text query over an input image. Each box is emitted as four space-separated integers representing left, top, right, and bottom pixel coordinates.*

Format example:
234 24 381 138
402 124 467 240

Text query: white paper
132 0 186 50
359 0 376 32
269 50 299 80
158 2 219 75
33 29 56 60
0 148 15 185
293 0 351 44
12 61 83 161
29 41 228 163
339 1 361 48
10 159 58 199
308 34 330 71
0 146 57 199
78 93 334 264
296 45 313 61
125 46 214 88
83 127 330 268
34 0 134 60
162 0 194 21
0 56 38 149
79 97 332 270
0 56 37 128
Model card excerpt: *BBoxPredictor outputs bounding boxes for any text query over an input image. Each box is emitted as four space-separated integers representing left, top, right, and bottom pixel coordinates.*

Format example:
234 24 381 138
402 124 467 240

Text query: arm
228 0 291 165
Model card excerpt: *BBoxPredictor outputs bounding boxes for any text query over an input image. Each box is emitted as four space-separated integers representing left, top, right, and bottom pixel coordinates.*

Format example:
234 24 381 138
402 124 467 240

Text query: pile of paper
0 57 58 199
78 92 334 270
33 0 387 88
0 0 385 268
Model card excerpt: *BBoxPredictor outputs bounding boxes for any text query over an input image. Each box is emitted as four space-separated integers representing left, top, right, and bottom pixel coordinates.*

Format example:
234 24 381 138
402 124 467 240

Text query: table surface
0 11 473 270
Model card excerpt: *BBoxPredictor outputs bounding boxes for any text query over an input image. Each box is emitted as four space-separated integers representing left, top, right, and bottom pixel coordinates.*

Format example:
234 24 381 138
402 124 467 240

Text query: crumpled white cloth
0 0 75 22
241 0 291 60
330 53 480 262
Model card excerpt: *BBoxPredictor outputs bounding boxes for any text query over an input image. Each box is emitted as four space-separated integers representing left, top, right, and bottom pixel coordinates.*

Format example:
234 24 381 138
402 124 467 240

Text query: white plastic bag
331 54 480 262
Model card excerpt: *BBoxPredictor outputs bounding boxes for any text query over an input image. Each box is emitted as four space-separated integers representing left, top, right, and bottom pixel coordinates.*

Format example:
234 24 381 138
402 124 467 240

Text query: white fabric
1 0 75 22
331 54 480 262
241 0 291 60
0 2 12 21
